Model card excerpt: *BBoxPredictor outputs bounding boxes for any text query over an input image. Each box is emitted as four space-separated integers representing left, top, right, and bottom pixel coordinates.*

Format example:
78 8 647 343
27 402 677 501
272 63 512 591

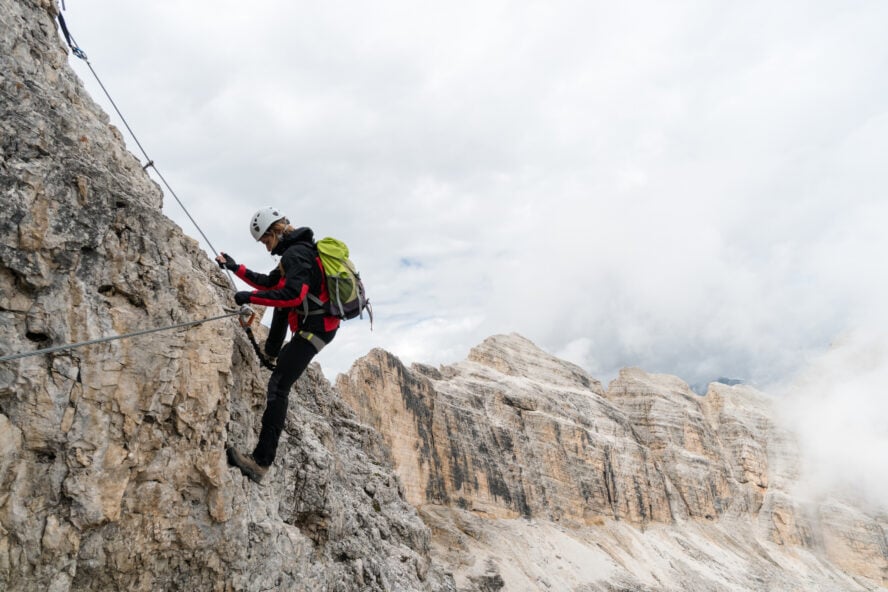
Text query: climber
215 207 339 483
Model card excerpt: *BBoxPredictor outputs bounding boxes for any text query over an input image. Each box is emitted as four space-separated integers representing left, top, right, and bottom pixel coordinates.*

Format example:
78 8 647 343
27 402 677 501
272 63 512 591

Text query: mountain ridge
337 333 887 590
1 2 885 590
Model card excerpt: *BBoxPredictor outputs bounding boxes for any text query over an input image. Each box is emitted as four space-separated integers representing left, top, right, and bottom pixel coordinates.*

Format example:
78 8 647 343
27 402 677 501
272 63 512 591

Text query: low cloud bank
776 328 888 510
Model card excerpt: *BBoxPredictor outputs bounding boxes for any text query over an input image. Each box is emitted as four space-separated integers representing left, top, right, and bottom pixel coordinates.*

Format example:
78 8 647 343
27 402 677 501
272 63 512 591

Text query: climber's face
259 232 278 252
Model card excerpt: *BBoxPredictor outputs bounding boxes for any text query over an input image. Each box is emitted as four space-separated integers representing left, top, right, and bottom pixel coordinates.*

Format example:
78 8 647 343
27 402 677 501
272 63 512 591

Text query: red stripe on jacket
242 258 341 333
249 283 310 308
235 264 285 291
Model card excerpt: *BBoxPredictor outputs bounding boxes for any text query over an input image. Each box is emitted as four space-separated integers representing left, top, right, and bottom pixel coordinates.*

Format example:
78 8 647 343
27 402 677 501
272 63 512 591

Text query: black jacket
234 227 339 356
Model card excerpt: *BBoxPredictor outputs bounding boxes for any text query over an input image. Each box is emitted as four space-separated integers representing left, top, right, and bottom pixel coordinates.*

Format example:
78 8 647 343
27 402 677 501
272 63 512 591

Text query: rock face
338 335 888 591
3 2 887 592
0 1 454 590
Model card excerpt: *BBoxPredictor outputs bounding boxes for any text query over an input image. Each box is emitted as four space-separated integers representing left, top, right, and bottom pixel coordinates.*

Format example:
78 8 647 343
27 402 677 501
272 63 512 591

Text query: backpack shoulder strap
301 253 328 317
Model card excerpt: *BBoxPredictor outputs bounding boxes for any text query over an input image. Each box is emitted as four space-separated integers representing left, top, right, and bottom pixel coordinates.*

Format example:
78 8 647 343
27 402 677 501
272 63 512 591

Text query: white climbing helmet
249 206 287 241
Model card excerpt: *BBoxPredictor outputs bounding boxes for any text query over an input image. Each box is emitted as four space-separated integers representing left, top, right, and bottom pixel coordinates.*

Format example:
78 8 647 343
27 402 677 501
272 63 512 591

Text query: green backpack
309 237 373 325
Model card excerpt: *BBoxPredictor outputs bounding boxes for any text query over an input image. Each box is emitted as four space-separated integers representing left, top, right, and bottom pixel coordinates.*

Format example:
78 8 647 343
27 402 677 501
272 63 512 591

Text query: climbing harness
0 307 254 363
297 331 327 353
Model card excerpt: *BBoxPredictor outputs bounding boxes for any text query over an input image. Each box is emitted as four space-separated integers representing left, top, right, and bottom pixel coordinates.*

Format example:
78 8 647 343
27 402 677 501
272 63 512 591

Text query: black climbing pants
252 334 329 467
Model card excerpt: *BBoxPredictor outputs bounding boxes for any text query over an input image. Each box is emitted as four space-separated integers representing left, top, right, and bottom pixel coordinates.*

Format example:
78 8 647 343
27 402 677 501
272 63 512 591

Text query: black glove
217 252 238 271
234 291 252 305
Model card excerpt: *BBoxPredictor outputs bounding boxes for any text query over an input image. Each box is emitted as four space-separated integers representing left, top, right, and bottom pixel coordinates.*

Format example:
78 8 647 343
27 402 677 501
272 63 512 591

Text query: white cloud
64 0 888 386
776 328 888 510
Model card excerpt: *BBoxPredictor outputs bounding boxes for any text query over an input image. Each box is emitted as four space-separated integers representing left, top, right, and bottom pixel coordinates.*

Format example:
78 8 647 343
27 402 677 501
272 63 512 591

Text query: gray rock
3 1 886 591
0 1 455 590
338 335 888 591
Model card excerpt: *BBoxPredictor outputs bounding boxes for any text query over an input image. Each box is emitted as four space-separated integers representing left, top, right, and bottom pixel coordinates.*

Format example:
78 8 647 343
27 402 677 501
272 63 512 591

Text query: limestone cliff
0 1 454 590
337 335 888 591
3 2 887 592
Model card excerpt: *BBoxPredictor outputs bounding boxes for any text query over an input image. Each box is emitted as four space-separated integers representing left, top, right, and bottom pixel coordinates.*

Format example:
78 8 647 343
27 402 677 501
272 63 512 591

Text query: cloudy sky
61 1 888 393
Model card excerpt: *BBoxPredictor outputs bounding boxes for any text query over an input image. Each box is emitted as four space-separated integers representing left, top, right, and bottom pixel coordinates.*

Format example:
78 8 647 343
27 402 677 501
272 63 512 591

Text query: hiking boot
226 447 268 483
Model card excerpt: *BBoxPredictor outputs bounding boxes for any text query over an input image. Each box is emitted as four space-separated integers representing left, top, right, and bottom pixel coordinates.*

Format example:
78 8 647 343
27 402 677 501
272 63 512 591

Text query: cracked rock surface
2 1 885 591
338 335 888 591
0 1 454 590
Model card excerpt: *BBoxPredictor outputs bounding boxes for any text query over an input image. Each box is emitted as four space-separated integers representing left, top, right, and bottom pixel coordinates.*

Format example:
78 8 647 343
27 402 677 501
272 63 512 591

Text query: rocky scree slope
0 1 454 590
